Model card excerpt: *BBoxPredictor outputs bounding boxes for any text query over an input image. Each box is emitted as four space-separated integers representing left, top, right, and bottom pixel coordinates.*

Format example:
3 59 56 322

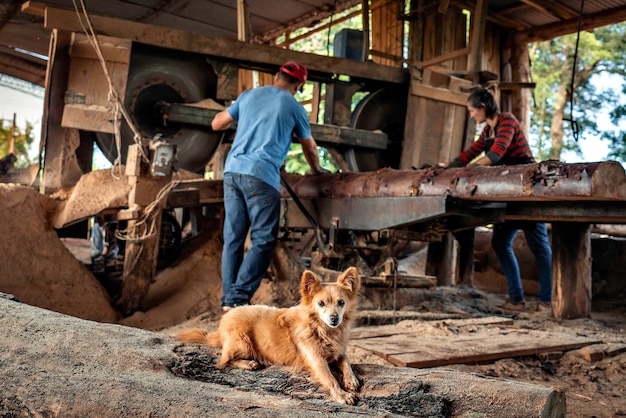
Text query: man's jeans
491 222 552 303
221 173 280 306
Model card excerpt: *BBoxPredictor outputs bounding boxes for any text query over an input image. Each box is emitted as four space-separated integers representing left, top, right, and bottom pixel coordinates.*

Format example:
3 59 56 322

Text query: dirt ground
1 181 625 417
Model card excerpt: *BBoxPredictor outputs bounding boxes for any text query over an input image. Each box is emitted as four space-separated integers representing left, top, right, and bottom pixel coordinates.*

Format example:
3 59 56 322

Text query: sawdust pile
0 184 118 323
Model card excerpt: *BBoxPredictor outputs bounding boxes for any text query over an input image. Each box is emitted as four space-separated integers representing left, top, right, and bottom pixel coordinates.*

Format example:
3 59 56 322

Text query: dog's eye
318 301 325 307
338 300 345 307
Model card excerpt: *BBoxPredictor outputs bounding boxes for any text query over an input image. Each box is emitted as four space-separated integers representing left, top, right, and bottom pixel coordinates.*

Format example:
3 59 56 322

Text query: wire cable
567 0 585 142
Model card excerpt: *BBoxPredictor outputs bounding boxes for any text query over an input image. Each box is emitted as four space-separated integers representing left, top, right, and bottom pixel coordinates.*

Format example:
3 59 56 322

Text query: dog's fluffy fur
176 267 361 404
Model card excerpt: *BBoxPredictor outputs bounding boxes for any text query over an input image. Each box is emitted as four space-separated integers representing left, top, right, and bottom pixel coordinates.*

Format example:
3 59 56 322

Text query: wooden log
280 161 626 201
551 222 592 319
0 296 566 418
362 274 436 289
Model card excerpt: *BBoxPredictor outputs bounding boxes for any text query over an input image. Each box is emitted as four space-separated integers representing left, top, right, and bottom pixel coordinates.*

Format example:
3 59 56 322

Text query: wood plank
410 80 470 106
364 274 436 289
42 5 408 84
410 47 470 70
440 316 514 327
61 104 119 133
577 343 626 362
354 329 601 368
351 316 513 340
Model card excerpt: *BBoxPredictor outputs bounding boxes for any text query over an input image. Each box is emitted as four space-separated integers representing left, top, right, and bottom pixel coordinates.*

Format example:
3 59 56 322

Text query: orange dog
176 267 361 404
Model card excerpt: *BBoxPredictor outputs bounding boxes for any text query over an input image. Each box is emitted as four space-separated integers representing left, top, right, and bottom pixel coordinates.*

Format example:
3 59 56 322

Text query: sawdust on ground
1 182 625 418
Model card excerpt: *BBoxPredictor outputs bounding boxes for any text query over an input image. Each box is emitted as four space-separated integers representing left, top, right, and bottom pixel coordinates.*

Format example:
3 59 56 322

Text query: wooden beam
275 10 360 47
453 0 531 31
20 0 45 16
468 0 489 79
410 81 470 106
362 0 370 60
515 5 626 44
498 82 536 90
39 4 408 84
236 0 247 42
411 47 470 69
519 0 578 20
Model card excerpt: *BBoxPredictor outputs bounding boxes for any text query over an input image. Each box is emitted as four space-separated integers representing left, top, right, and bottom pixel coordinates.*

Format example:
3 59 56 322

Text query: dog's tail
176 328 221 347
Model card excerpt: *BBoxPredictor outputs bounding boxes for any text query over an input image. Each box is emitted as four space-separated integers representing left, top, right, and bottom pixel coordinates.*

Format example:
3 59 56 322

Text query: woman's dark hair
467 88 499 118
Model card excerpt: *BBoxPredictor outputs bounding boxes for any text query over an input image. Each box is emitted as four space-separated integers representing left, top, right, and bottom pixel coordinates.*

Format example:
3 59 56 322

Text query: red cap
279 61 308 84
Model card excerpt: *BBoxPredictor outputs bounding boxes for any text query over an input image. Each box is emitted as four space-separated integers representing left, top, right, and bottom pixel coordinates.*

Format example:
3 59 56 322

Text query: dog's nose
330 314 339 325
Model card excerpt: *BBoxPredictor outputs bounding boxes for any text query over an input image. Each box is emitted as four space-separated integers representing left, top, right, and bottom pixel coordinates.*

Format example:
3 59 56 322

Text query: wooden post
426 232 457 286
118 145 169 316
361 0 370 60
551 223 592 319
40 29 83 193
468 0 489 77
454 229 474 286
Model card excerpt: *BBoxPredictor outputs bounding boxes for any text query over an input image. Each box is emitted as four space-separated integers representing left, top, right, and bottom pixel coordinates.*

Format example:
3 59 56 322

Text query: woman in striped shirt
448 88 552 314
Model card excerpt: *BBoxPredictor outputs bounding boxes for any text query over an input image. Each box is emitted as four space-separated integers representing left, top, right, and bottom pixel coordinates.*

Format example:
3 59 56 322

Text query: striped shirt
457 112 534 166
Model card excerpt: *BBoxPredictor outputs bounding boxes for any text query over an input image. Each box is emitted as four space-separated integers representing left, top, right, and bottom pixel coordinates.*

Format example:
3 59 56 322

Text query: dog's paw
245 360 261 370
231 359 261 370
333 390 357 405
344 375 360 392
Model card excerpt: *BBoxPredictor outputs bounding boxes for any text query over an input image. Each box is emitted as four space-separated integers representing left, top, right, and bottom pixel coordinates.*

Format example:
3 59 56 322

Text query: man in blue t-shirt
212 61 326 311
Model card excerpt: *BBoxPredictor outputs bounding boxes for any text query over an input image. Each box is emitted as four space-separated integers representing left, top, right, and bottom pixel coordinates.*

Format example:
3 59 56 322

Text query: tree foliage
529 22 626 162
280 6 362 173
0 118 36 168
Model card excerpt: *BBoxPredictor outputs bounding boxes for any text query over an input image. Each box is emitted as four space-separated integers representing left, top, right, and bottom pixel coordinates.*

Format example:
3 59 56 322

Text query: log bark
281 161 626 201
0 295 565 418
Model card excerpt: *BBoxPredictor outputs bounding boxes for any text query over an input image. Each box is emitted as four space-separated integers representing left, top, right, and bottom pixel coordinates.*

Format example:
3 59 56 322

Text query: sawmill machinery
37 4 626 321
84 40 408 175
39 5 413 277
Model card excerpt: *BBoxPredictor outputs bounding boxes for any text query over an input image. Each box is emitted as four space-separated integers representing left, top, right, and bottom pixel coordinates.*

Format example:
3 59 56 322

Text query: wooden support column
551 223 592 319
118 145 168 316
361 0 370 60
426 232 457 286
468 0 489 78
40 29 83 193
453 229 474 286
323 82 362 126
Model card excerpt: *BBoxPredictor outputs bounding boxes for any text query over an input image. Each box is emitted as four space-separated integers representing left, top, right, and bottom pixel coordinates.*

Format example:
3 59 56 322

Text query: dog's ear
300 270 322 300
337 267 360 295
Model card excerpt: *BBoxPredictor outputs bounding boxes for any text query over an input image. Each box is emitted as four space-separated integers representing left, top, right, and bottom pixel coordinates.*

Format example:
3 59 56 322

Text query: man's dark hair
277 70 301 86
467 88 499 118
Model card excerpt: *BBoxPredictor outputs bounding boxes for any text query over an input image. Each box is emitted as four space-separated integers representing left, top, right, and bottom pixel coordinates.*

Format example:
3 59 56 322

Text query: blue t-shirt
224 86 312 190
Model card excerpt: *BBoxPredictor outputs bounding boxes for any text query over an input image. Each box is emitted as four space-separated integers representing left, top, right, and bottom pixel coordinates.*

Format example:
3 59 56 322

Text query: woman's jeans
491 222 552 303
221 173 280 306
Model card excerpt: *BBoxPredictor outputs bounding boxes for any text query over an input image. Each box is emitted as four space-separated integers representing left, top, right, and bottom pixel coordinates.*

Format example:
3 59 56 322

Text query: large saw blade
95 44 221 173
347 86 408 172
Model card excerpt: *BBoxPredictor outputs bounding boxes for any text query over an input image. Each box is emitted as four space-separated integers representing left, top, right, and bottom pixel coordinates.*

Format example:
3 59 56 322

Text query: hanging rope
70 1 181 247
115 179 181 244
567 0 585 142
71 0 149 170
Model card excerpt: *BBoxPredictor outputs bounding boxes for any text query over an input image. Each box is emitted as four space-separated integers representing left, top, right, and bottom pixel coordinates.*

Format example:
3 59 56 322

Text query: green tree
0 118 36 168
529 23 626 162
280 6 363 173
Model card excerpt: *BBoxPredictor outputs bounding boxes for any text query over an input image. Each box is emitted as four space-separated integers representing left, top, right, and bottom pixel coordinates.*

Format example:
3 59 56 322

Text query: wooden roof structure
2 0 626 86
